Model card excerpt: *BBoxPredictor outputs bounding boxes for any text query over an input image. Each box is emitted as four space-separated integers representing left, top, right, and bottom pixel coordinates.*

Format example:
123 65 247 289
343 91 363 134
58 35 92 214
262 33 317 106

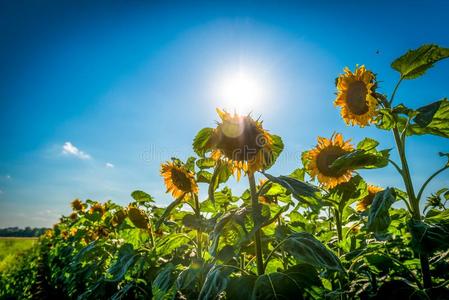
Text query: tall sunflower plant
332 44 449 290
191 109 348 291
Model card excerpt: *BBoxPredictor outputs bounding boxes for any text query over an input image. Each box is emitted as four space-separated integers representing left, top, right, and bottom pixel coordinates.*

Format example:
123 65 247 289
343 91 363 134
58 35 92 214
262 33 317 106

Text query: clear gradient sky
1 0 449 227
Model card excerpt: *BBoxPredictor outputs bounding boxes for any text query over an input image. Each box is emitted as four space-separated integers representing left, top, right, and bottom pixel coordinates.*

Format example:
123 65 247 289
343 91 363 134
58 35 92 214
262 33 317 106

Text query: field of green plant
0 238 37 273
1 44 448 299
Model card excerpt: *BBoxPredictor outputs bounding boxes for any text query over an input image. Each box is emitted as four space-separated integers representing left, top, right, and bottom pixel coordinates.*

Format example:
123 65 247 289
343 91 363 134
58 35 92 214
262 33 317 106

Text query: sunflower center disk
217 119 264 162
171 168 193 192
346 80 369 115
316 146 348 177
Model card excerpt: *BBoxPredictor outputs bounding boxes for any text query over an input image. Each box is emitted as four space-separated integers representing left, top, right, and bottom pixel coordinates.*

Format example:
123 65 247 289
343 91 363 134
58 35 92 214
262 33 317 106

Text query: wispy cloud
62 142 91 160
0 189 3 194
105 162 115 168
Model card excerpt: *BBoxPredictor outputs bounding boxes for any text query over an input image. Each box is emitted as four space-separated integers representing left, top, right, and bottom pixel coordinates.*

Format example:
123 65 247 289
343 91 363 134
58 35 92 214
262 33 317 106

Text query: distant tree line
0 227 49 237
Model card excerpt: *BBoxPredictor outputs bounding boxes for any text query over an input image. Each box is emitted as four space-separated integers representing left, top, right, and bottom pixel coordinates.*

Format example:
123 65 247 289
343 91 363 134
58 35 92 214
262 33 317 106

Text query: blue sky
1 0 448 227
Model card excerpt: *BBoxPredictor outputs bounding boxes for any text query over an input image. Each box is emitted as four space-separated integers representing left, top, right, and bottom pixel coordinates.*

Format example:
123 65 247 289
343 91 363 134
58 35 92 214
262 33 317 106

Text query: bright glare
216 70 266 114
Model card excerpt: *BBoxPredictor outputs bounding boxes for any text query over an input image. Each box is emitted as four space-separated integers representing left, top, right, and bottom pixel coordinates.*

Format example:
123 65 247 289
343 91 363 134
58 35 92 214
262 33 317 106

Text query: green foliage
330 138 390 171
391 44 449 79
409 99 449 138
2 43 449 299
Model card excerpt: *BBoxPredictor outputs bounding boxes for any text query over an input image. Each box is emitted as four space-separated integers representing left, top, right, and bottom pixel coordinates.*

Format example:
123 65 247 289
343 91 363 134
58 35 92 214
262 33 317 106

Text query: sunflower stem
248 172 264 275
417 165 449 202
192 193 202 260
334 208 343 257
388 79 432 288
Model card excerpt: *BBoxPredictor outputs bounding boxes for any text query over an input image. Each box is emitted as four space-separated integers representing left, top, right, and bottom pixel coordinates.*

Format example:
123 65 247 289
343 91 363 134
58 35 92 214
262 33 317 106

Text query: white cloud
62 142 91 160
5 175 11 179
105 162 115 168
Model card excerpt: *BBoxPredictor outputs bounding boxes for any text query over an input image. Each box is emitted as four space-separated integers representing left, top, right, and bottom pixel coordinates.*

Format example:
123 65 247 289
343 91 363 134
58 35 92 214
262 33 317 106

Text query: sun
216 69 266 114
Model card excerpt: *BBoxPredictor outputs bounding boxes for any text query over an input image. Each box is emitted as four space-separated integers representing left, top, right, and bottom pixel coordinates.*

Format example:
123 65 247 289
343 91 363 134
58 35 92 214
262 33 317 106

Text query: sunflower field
1 44 449 300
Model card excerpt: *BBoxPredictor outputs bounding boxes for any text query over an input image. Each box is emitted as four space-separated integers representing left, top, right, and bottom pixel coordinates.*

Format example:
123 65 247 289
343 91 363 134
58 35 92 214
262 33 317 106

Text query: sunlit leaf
131 190 154 203
263 173 321 209
408 99 449 138
193 127 214 157
156 234 192 257
196 158 216 169
391 44 449 79
263 134 284 171
330 148 390 171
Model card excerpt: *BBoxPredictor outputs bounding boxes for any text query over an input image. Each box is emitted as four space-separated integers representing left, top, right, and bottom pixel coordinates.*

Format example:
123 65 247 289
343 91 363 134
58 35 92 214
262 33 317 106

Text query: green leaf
196 158 216 169
193 127 214 157
197 170 213 183
391 44 449 79
263 173 321 209
198 266 232 300
208 162 232 204
289 168 305 181
408 99 449 138
366 188 396 240
209 207 249 256
280 232 344 273
131 190 154 203
106 243 139 282
156 233 192 257
327 175 368 210
263 134 284 171
357 138 379 151
152 264 177 300
176 265 202 295
185 156 196 172
156 195 184 229
226 275 257 300
409 219 449 255
330 148 390 171
182 214 207 231
251 264 322 300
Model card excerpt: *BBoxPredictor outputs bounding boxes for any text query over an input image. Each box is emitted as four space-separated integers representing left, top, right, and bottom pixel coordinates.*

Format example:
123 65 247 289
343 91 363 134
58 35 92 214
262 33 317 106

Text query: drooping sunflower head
69 212 78 220
356 185 383 212
194 109 282 179
303 133 354 189
161 160 198 199
71 199 84 212
89 203 105 216
335 65 379 127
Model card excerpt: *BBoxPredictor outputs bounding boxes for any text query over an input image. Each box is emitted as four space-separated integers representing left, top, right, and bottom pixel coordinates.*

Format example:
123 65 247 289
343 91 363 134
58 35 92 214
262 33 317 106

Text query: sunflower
127 206 149 229
71 199 84 211
69 212 78 220
335 65 378 127
356 185 383 212
195 109 281 179
89 203 105 216
161 161 198 199
303 133 354 189
70 227 78 236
